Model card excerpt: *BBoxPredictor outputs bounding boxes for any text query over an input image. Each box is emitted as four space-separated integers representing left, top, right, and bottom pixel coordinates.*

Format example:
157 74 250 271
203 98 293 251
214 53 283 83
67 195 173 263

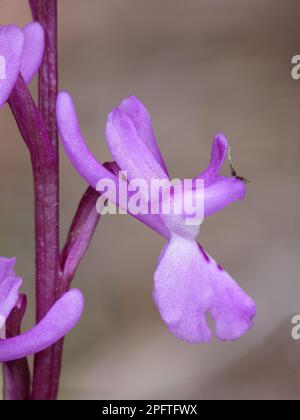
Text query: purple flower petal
192 134 246 216
162 175 245 234
0 258 22 326
118 96 169 175
195 133 229 185
106 107 168 185
0 277 22 326
57 91 115 188
154 236 212 343
0 289 84 362
0 25 24 107
203 176 246 216
153 235 255 343
0 257 17 280
57 92 170 237
21 22 44 84
209 262 256 342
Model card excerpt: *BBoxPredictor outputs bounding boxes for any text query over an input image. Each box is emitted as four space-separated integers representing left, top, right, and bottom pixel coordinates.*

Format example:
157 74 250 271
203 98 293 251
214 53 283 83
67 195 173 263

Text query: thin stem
49 187 101 398
8 0 98 399
30 0 58 151
7 0 60 400
29 0 60 400
8 75 59 400
29 0 59 313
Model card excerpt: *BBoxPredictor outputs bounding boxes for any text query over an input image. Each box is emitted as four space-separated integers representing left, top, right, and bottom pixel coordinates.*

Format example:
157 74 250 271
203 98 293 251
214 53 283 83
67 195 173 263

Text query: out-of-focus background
0 0 300 400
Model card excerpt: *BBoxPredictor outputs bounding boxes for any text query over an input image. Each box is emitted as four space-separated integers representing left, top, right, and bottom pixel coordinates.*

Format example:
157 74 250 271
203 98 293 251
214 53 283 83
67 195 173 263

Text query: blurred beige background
0 0 300 400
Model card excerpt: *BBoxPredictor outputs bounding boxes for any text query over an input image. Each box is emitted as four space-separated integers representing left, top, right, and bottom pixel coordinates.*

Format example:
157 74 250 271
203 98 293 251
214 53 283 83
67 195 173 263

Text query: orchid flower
0 23 44 107
0 0 258 399
57 92 256 343
0 257 84 363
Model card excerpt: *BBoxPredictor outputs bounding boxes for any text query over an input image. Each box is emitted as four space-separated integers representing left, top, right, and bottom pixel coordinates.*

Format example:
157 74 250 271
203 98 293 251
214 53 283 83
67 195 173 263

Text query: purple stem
28 0 60 400
8 74 59 399
48 187 101 393
8 76 55 162
30 0 58 151
8 0 99 399
2 295 30 401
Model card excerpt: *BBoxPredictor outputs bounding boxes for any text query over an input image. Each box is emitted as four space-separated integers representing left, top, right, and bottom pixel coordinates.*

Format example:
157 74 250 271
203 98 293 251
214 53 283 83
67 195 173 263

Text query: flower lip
154 235 256 343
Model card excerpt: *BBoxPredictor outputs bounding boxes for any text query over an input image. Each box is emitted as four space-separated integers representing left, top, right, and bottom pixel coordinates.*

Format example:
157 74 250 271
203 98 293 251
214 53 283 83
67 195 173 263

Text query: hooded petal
153 235 255 343
0 289 84 362
193 134 246 216
21 22 44 84
194 133 229 185
118 96 169 175
106 107 168 185
0 25 24 107
57 92 170 237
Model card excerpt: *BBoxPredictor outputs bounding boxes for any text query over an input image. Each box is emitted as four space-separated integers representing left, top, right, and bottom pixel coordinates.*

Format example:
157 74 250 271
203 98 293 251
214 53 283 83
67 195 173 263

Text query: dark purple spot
198 243 210 263
217 264 224 271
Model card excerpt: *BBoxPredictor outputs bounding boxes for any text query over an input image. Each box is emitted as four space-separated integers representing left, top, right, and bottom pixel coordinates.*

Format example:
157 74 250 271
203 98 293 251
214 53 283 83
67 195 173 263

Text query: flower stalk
8 72 59 399
3 3 100 399
29 0 60 401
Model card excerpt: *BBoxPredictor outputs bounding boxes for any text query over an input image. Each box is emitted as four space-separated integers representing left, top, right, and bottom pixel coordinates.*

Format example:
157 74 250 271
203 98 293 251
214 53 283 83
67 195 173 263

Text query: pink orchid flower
57 93 256 343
